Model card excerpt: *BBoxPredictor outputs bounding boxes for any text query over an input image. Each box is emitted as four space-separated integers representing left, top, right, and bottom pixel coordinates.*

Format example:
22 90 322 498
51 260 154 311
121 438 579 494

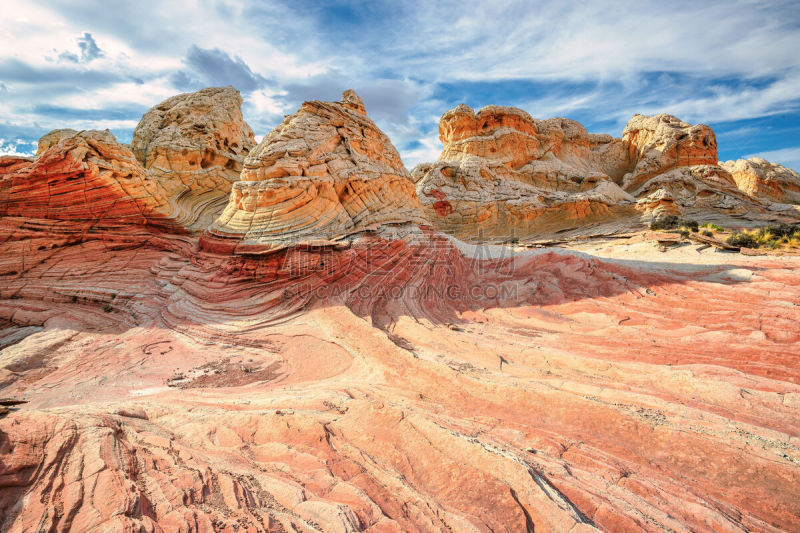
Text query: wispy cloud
0 0 799 168
743 147 800 172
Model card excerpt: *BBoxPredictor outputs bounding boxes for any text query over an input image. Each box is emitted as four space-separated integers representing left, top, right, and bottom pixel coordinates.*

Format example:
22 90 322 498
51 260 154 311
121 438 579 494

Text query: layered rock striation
413 104 638 241
1 87 800 532
0 129 174 229
204 90 427 253
0 87 256 241
131 86 256 231
415 107 797 242
721 157 800 207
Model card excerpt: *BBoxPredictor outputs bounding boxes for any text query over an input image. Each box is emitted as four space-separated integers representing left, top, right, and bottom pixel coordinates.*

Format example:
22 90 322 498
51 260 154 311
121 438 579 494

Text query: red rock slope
0 89 799 533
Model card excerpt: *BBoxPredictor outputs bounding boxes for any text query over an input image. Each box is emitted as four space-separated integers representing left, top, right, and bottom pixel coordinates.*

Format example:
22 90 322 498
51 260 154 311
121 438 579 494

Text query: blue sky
2 0 800 171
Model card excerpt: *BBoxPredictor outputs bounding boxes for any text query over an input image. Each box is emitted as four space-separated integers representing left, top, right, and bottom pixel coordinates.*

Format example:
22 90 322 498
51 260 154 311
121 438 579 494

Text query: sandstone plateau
0 88 799 533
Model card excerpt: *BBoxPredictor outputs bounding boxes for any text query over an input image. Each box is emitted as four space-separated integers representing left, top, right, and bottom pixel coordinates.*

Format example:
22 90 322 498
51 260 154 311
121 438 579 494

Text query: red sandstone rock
1 226 799 532
0 129 174 228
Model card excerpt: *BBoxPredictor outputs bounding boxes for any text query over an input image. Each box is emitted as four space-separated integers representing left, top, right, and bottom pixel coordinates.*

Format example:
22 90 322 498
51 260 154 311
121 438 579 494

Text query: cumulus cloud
53 32 104 63
0 138 37 157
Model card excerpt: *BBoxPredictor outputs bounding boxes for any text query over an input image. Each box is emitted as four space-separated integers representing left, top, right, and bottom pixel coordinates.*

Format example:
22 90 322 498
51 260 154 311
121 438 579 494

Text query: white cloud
1 0 799 166
0 138 37 157
400 137 444 169
744 147 800 172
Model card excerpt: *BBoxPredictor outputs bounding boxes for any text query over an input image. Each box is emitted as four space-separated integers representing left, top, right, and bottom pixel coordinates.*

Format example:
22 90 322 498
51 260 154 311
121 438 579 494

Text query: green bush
102 304 113 313
650 216 698 231
649 215 679 230
701 223 724 231
702 230 713 237
765 223 800 239
727 232 759 248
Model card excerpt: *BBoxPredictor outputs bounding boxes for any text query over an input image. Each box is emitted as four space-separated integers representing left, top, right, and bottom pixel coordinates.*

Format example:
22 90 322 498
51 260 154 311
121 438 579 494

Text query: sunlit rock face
414 104 638 242
131 86 256 231
619 113 763 219
417 107 799 239
0 129 174 228
621 113 719 191
721 157 800 207
203 90 427 254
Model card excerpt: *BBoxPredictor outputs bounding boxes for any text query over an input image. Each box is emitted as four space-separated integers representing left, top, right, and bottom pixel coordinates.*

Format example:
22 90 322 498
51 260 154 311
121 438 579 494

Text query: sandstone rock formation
0 129 173 228
2 87 800 532
2 221 800 531
413 105 639 241
619 114 764 219
721 157 800 207
0 156 31 176
203 90 427 254
416 106 797 241
620 113 718 191
131 86 256 231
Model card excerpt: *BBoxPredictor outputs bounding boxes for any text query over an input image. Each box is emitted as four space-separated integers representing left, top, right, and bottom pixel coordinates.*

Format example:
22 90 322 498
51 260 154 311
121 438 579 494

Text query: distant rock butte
202 90 427 254
415 106 795 241
721 157 800 206
414 104 639 241
0 129 174 228
619 113 761 220
132 86 256 231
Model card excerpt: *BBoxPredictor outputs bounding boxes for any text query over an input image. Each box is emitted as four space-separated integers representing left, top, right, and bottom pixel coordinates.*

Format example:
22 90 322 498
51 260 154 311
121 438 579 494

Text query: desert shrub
102 303 113 313
702 230 713 237
650 216 697 231
650 215 679 230
701 223 724 232
727 232 759 248
765 223 800 239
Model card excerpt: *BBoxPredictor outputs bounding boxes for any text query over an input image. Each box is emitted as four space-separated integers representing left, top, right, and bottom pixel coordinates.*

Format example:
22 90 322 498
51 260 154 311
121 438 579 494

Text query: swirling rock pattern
1 223 799 532
1 87 800 533
131 86 256 232
203 90 427 254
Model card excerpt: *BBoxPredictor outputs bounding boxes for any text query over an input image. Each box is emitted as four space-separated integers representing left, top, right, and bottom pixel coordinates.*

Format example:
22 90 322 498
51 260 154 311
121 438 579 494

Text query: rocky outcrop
0 129 174 228
131 86 256 231
618 114 766 219
416 106 797 240
621 113 718 191
721 157 800 206
2 87 800 532
0 156 31 176
414 105 637 241
203 90 427 254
